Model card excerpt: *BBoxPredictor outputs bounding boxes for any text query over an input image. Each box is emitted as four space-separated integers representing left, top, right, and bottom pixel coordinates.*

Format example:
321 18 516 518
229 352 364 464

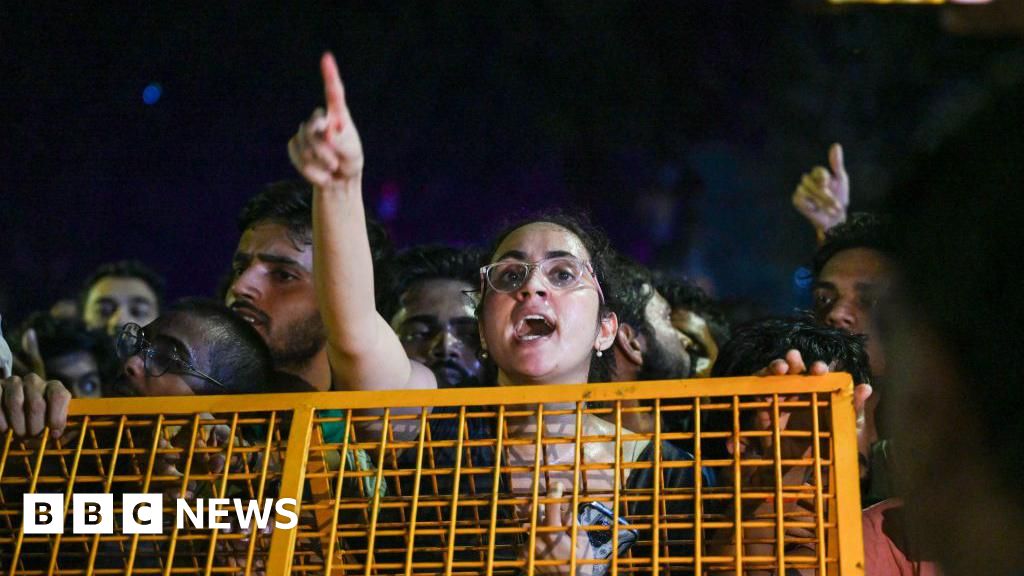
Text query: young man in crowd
81 260 164 337
601 257 694 433
226 180 391 391
378 244 484 389
655 275 730 378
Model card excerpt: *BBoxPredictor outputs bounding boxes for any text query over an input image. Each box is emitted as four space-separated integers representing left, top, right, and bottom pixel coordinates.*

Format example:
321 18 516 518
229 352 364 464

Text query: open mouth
230 303 269 326
515 314 556 341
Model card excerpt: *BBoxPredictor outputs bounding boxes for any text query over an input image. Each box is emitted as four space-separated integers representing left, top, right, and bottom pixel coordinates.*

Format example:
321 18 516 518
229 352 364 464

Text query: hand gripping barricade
0 375 865 575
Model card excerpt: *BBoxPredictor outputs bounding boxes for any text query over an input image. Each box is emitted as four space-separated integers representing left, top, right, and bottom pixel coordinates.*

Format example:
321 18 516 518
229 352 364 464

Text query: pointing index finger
320 52 346 134
829 143 846 178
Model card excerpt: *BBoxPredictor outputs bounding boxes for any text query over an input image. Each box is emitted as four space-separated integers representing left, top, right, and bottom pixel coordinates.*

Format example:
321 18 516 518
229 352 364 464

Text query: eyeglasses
116 323 228 392
479 255 605 303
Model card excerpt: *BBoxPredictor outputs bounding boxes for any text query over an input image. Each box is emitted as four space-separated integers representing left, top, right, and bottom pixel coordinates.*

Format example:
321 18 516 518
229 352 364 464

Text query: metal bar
65 377 848 416
484 405 505 576
811 393 827 574
9 428 51 574
442 406 466 576
772 394 786 576
403 408 430 576
266 403 316 575
830 380 866 576
525 404 544 576
363 408 391 576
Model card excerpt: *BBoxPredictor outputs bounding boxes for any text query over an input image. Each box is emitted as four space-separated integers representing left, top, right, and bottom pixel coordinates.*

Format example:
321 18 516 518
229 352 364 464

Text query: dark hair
606 255 656 333
16 313 117 384
238 180 393 265
712 315 871 385
483 211 618 383
654 274 731 347
888 81 1024 501
812 212 895 278
80 260 165 309
164 298 273 395
378 244 485 323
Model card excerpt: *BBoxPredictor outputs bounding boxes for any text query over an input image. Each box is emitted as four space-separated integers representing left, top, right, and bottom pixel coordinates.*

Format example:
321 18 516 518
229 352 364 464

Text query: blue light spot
142 83 162 105
793 266 814 289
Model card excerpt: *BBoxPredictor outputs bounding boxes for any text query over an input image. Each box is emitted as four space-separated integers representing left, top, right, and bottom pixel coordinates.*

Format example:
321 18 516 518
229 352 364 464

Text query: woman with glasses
289 53 710 574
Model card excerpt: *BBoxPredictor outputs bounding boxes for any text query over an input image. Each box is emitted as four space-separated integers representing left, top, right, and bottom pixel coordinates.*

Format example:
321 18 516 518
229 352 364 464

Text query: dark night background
2 2 1022 328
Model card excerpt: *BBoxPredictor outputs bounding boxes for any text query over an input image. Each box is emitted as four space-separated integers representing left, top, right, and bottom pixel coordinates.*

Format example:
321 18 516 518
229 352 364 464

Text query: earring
596 349 603 358
480 350 489 359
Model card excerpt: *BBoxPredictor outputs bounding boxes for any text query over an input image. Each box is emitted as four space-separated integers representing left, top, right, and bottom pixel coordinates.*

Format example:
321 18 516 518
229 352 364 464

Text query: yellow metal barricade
0 375 864 575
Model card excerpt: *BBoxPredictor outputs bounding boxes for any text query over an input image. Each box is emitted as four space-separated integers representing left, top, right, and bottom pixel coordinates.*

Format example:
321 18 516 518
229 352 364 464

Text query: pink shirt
863 499 942 576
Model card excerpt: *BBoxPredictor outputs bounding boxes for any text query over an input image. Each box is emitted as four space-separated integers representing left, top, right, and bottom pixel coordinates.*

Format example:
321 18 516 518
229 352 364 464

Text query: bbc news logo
23 494 298 534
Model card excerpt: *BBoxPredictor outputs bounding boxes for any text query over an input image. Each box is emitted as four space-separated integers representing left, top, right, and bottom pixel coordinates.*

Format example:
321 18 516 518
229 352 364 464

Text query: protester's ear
614 323 644 366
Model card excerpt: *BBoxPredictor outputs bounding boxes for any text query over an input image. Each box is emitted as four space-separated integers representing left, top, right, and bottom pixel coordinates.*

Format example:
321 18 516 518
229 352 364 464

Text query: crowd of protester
0 52 1020 576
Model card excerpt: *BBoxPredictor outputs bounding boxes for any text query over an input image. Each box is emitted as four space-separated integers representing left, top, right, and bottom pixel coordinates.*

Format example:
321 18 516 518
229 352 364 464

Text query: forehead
492 222 590 262
819 247 893 284
644 289 670 318
88 276 157 303
145 315 206 356
237 222 313 263
399 279 476 318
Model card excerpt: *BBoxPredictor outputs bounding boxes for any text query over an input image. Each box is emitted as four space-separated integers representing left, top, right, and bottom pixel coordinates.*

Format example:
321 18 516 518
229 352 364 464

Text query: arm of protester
0 374 71 439
791 143 849 244
288 53 436 394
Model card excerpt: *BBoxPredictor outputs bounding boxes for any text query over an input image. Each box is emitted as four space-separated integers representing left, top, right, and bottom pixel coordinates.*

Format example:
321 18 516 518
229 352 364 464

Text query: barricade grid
0 376 864 575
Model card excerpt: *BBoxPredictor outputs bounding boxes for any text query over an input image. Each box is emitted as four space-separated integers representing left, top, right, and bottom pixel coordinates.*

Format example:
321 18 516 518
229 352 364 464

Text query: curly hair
378 244 485 323
812 212 894 278
653 274 731 347
711 315 871 385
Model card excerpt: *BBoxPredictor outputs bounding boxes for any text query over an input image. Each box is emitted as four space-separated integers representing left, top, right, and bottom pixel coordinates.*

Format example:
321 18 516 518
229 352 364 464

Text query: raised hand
287 52 364 188
792 143 849 236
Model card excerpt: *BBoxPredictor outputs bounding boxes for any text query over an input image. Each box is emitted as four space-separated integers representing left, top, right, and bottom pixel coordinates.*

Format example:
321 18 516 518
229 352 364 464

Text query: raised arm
791 143 849 245
288 53 436 394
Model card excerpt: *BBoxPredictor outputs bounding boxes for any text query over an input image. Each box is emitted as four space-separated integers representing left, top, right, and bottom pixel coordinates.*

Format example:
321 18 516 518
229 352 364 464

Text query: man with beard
655 275 730 378
226 180 391 391
603 257 694 433
378 245 484 388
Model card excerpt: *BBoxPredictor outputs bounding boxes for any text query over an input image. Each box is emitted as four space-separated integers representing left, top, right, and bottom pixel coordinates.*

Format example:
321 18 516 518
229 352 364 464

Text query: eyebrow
492 249 577 262
233 251 311 272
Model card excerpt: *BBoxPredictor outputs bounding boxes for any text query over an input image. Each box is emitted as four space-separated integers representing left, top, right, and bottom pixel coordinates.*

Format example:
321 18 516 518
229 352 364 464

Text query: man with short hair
81 260 164 337
655 275 730 378
226 180 391 391
608 259 693 384
111 298 272 398
810 212 894 378
603 258 694 434
378 245 484 389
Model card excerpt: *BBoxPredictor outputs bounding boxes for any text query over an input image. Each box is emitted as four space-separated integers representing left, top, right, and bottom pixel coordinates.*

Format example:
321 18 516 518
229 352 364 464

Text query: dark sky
2 2 1020 326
